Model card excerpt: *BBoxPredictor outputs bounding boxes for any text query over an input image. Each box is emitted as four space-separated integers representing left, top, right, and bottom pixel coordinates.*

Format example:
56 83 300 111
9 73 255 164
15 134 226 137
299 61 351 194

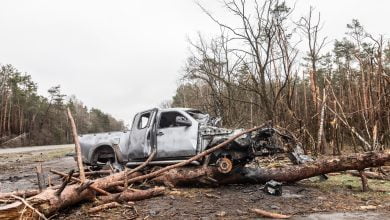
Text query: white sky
0 0 388 125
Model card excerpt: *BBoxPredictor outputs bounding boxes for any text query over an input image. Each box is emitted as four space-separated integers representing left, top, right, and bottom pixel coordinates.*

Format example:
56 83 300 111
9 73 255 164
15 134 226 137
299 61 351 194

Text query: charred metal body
79 108 310 172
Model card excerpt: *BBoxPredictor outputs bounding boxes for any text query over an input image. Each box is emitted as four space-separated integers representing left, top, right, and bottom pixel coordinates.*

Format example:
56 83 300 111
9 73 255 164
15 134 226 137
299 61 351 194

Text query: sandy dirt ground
1 145 390 219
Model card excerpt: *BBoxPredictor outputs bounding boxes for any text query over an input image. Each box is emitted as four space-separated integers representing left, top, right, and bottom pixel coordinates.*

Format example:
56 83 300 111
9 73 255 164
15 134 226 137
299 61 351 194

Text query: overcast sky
0 0 388 125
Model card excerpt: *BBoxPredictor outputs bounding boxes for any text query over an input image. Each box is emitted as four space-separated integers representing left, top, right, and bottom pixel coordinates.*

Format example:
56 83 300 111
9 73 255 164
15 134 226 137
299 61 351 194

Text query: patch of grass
30 148 74 162
302 174 390 200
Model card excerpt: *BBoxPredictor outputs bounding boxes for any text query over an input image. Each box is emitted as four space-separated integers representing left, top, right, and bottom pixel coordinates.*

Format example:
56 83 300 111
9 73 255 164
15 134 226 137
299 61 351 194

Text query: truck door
128 109 157 160
156 111 198 159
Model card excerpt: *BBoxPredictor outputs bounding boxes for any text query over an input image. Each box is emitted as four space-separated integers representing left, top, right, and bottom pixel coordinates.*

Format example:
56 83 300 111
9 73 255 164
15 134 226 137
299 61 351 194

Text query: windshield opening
186 110 209 122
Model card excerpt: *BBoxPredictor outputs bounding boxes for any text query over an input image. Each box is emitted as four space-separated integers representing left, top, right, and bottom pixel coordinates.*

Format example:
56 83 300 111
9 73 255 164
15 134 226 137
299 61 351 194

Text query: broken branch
0 190 39 200
76 181 94 194
56 169 74 196
88 202 121 214
127 148 157 177
50 169 110 196
11 195 48 220
250 208 291 219
67 107 86 182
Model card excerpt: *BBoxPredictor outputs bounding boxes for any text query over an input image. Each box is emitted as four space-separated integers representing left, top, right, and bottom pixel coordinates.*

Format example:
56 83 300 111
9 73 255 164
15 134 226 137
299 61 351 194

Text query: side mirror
175 116 192 127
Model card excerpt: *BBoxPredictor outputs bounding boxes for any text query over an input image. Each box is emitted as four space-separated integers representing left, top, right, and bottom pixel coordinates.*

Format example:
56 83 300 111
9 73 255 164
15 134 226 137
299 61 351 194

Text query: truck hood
200 125 252 147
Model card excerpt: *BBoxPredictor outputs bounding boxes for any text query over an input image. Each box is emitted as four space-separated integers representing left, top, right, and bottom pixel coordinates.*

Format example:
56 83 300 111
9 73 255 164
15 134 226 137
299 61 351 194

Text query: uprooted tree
1 119 390 219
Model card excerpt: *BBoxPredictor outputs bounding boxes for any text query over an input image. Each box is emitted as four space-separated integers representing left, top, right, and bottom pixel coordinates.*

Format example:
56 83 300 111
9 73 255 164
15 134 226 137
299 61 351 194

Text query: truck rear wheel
91 145 116 167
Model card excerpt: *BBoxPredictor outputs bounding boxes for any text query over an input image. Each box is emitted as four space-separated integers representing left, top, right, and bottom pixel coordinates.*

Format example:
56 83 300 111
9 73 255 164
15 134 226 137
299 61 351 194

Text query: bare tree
296 6 328 154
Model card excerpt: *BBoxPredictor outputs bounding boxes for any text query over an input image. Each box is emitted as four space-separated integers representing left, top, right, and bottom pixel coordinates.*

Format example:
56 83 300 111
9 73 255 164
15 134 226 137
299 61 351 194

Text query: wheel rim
217 157 233 173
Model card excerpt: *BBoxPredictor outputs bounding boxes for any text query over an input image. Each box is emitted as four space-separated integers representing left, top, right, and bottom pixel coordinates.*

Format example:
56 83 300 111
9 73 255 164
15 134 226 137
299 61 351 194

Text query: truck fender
89 143 116 165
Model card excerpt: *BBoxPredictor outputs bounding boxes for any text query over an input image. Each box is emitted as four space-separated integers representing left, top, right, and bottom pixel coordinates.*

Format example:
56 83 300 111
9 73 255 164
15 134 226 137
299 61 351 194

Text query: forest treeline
170 1 390 155
0 64 124 147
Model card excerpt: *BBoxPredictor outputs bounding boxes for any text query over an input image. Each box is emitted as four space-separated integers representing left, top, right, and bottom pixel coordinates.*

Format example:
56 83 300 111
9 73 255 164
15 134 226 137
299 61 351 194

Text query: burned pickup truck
79 108 309 173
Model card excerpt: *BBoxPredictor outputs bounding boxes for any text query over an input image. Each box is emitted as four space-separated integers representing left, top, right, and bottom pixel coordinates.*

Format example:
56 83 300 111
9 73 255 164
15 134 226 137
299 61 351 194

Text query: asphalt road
0 144 74 154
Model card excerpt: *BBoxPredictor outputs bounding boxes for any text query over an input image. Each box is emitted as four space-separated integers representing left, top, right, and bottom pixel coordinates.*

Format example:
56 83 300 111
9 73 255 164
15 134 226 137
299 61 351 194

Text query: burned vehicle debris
79 108 309 173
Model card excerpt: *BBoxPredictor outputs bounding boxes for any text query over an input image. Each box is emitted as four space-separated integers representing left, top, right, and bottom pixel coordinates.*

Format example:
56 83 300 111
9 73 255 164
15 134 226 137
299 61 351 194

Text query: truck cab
127 108 200 163
80 108 216 168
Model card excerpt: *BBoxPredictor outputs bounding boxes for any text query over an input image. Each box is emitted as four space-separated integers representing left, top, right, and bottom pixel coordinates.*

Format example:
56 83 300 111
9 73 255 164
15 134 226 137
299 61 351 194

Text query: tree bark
0 170 142 219
67 108 85 181
250 208 291 219
98 187 165 203
347 170 390 181
359 170 370 192
0 190 39 200
152 150 390 186
87 202 120 214
35 164 45 192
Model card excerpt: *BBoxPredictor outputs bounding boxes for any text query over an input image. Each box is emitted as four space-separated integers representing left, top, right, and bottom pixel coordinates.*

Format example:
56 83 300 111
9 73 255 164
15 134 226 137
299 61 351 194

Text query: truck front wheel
216 157 233 173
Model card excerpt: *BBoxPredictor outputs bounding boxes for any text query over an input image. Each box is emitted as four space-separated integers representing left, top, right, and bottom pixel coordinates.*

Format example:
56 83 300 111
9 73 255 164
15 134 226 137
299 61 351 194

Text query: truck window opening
159 112 187 128
138 112 151 129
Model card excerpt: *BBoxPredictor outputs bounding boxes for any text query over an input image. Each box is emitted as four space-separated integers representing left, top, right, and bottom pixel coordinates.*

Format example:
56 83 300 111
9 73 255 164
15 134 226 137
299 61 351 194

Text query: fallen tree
0 171 155 219
152 150 390 186
1 150 389 219
1 117 389 219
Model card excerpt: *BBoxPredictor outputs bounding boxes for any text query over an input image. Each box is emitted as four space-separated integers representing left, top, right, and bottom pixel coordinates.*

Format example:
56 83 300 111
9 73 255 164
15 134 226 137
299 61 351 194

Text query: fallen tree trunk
0 184 95 219
99 187 165 203
0 171 142 219
347 170 390 181
0 190 39 200
1 122 388 219
2 150 389 219
224 150 390 184
152 150 390 186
